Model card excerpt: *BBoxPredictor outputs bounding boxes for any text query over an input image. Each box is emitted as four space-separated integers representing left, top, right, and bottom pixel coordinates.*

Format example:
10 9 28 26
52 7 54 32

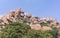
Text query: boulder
1 14 10 24
16 8 24 14
9 10 15 17
41 26 52 31
26 13 32 18
20 13 25 17
33 21 39 24
15 8 24 18
7 17 16 22
30 23 41 30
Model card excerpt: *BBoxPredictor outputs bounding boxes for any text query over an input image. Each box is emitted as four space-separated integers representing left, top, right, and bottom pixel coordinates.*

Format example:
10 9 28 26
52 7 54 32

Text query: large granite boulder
41 26 52 31
30 23 41 30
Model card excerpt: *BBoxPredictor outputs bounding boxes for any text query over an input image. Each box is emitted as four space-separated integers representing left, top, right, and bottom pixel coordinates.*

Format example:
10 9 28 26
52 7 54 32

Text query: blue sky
0 0 60 22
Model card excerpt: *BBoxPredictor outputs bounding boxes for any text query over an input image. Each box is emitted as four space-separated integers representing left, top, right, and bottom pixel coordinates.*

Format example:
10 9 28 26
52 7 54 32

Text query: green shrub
0 22 57 38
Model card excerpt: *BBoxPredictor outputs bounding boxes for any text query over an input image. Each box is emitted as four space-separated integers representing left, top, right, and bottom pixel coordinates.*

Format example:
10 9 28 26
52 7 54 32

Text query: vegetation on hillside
0 22 57 38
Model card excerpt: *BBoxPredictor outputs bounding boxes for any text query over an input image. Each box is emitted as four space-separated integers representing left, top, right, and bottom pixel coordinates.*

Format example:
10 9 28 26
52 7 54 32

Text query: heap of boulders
0 8 60 32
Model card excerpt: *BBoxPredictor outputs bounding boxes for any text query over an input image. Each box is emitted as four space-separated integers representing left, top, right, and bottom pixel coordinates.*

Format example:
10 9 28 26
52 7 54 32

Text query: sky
0 0 60 22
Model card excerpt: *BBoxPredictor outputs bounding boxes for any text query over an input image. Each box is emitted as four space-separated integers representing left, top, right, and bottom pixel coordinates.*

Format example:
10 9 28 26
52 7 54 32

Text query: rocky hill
0 8 60 38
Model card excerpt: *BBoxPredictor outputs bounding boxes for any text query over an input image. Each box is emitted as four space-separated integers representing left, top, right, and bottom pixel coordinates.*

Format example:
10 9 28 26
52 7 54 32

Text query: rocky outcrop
0 8 60 38
0 8 60 32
